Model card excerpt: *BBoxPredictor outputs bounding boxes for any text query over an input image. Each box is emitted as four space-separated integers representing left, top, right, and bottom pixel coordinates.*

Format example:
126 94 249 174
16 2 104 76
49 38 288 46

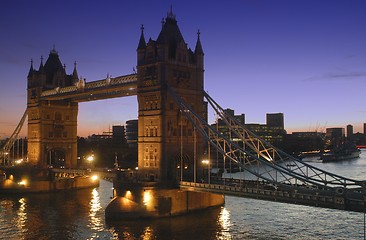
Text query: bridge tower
27 48 78 168
136 10 206 185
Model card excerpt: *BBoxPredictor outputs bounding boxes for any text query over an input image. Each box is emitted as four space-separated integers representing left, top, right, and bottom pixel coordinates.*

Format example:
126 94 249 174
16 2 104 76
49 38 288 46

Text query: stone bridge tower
137 10 206 185
27 48 78 168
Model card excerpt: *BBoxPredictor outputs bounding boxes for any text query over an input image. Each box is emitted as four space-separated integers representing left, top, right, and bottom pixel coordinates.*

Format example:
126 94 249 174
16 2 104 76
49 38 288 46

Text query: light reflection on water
141 226 154 240
16 198 27 235
88 188 103 233
216 207 232 240
1 152 366 239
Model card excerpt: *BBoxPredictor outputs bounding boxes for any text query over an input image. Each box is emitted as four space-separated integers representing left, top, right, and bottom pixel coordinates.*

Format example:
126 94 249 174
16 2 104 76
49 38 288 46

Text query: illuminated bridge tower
27 48 78 168
136 10 206 185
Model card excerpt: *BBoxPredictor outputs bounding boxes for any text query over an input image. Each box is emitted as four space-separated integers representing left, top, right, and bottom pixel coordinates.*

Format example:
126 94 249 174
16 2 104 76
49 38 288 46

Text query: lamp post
87 154 94 169
202 159 210 184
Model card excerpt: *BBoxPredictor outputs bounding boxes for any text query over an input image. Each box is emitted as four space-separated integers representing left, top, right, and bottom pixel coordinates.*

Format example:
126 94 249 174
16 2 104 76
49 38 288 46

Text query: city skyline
1 0 366 138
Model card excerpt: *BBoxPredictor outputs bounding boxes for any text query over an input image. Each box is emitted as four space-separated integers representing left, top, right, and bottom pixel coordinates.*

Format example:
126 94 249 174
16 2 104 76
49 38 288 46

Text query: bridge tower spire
136 10 206 186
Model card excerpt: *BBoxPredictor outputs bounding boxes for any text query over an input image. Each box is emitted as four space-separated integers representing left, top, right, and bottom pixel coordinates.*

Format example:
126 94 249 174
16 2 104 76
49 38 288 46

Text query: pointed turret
195 29 204 69
137 24 146 50
156 7 184 45
28 59 34 77
72 61 79 84
43 46 66 87
194 30 204 55
38 56 44 72
137 24 147 65
44 47 64 74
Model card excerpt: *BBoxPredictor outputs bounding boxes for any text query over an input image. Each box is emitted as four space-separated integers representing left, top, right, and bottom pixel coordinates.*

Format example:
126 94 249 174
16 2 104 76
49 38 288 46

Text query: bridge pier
105 183 224 219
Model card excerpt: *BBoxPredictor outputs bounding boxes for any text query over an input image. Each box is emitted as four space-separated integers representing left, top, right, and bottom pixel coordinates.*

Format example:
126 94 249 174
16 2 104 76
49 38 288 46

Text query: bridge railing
180 180 365 212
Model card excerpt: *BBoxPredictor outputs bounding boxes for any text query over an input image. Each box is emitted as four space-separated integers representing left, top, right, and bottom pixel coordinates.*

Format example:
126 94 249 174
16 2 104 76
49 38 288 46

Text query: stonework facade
136 11 206 185
27 49 78 168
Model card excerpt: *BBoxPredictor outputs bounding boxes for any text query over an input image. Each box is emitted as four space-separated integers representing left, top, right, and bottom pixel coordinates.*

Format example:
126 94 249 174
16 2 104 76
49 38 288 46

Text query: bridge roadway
180 179 366 213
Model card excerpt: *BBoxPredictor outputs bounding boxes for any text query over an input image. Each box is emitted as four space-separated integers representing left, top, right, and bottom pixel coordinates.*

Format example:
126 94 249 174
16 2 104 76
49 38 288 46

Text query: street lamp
87 154 94 169
202 159 210 184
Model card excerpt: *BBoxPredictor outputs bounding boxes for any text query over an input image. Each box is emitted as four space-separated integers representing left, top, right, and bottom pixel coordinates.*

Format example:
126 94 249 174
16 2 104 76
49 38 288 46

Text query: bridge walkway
180 179 366 213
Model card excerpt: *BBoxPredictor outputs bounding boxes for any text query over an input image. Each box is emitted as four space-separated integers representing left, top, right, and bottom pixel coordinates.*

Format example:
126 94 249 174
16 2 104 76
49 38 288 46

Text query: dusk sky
1 0 366 138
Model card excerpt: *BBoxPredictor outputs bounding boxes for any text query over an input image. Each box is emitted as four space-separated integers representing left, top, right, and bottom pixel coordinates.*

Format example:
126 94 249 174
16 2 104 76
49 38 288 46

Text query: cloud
302 71 366 82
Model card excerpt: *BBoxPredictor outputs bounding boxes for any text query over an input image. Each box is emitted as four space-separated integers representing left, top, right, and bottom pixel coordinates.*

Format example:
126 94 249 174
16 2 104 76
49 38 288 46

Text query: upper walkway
41 74 137 102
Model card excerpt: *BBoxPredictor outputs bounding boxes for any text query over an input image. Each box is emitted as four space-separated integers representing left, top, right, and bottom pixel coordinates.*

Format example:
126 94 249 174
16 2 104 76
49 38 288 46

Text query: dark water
1 151 366 239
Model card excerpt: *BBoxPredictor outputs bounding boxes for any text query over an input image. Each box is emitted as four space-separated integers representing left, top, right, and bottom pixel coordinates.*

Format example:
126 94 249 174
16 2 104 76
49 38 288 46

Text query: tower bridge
1 9 366 217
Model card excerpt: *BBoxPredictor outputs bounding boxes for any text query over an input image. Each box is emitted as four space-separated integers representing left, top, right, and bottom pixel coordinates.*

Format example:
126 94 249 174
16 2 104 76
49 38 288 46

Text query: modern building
325 128 345 139
224 108 245 124
266 113 284 129
325 127 345 149
284 131 324 155
126 120 138 148
112 125 126 144
346 124 353 139
214 109 286 147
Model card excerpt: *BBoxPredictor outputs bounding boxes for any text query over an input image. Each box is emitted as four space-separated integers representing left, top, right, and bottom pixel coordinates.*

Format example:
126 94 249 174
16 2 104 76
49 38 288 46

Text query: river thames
1 151 366 239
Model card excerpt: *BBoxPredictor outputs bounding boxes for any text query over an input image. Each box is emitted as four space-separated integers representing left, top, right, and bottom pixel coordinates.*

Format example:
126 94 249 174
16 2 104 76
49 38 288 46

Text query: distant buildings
76 122 138 168
325 127 345 140
88 125 126 144
286 125 366 156
214 109 286 147
284 131 325 155
211 108 366 155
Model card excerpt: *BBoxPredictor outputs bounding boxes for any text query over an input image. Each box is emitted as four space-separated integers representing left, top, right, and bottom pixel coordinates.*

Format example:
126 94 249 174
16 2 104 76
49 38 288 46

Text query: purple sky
1 0 366 138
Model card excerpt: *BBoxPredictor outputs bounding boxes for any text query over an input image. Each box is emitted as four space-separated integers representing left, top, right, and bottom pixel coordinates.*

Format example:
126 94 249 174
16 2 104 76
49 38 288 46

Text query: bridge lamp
87 155 94 162
87 154 94 169
202 160 209 165
91 175 98 181
201 160 211 184
15 158 24 165
18 179 27 186
143 190 152 207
